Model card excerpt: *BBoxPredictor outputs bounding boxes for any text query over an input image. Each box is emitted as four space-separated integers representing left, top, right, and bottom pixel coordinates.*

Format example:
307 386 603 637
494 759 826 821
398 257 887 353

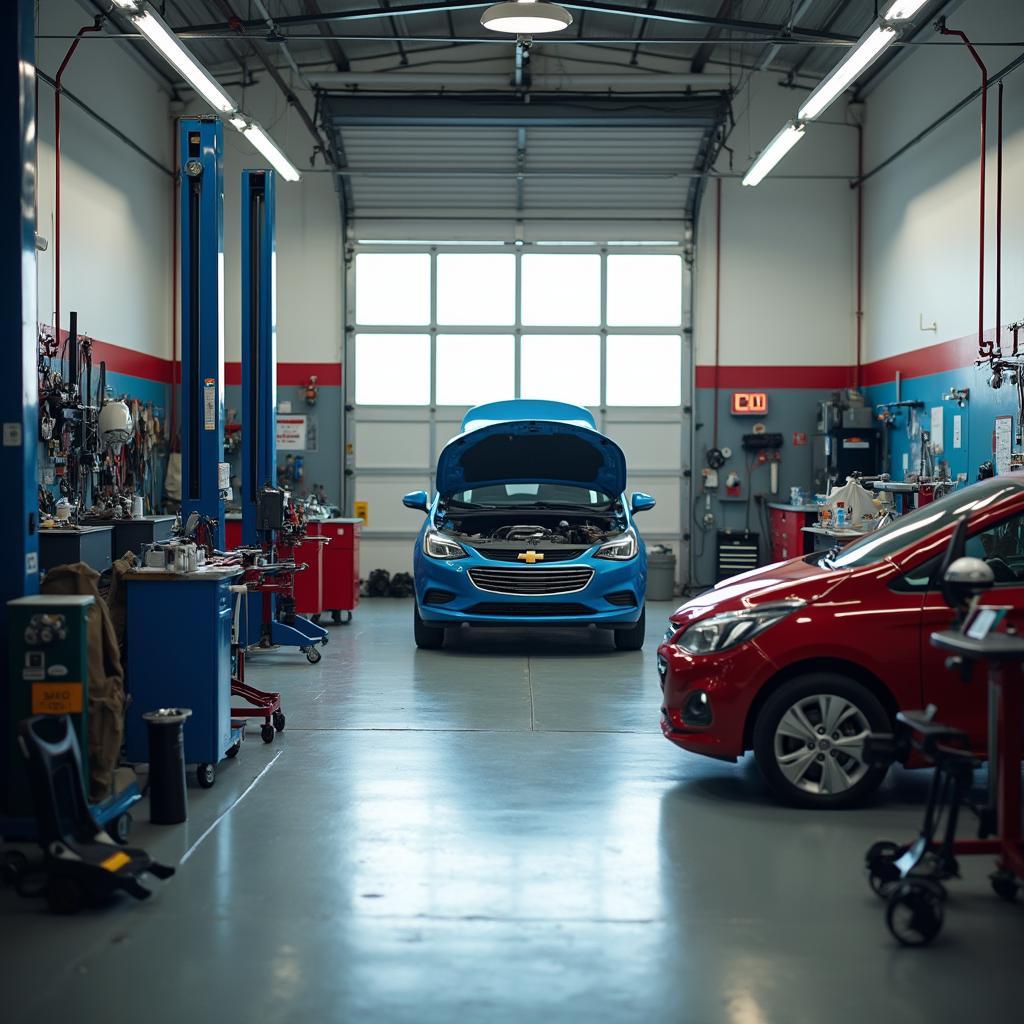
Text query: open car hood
436 400 627 498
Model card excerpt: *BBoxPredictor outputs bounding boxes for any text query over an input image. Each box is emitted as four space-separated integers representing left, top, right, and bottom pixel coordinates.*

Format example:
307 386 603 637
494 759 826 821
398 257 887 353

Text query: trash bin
143 707 192 825
646 546 677 601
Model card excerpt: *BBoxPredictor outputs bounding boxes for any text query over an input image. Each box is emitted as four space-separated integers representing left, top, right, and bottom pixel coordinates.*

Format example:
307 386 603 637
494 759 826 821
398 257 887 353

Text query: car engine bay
435 508 625 553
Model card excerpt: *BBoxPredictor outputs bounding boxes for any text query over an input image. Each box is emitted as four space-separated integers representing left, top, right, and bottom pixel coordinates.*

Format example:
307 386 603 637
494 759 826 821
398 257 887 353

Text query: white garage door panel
628 476 679 534
611 423 682 471
354 477 431 532
434 417 465 461
359 539 416 577
356 422 432 470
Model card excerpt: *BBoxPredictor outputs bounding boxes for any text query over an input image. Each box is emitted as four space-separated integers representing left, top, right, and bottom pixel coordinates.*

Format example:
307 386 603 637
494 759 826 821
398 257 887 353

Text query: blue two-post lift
240 168 327 653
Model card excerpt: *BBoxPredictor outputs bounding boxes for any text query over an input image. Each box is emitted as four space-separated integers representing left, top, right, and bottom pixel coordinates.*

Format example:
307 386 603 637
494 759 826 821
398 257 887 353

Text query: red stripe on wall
695 365 853 389
858 330 987 387
223 362 342 387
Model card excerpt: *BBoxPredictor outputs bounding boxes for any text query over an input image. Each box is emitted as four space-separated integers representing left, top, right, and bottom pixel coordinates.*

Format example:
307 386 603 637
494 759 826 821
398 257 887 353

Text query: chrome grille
468 565 595 596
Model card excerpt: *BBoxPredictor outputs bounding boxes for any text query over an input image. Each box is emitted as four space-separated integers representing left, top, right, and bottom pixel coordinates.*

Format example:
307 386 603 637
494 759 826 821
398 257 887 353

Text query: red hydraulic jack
228 582 285 745
863 521 1024 946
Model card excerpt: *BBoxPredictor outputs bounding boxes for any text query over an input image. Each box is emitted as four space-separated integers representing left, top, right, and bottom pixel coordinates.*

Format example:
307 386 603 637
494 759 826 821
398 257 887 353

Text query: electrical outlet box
702 467 719 489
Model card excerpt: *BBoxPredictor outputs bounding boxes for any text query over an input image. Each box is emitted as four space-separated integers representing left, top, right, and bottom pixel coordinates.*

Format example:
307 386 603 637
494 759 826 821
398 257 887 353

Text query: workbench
38 525 113 576
122 565 243 787
80 514 176 561
802 524 870 551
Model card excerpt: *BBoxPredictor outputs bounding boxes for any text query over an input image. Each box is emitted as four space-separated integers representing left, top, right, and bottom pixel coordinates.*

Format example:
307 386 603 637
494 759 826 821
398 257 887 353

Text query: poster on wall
930 406 944 455
277 415 307 451
994 415 1013 475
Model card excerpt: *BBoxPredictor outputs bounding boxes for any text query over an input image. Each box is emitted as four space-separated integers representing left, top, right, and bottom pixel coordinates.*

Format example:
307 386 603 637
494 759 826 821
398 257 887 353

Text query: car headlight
595 528 638 561
675 602 804 655
423 529 468 560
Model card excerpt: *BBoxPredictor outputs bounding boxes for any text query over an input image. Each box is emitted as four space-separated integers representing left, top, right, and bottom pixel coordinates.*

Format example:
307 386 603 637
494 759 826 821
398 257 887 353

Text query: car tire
752 673 891 809
613 605 646 651
414 604 445 650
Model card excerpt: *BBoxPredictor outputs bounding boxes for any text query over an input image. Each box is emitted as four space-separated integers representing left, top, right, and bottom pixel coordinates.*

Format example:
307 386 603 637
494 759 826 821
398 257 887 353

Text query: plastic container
142 707 192 825
646 546 677 601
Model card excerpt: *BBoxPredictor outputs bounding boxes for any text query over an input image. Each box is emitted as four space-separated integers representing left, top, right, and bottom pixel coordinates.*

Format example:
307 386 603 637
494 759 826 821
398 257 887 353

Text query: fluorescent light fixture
741 121 806 187
241 122 301 182
117 3 237 114
228 115 248 131
481 1 573 34
883 0 929 18
798 24 896 121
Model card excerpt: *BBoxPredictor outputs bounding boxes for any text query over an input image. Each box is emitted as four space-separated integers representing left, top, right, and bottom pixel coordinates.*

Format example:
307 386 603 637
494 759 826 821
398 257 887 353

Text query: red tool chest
768 504 816 563
309 518 361 623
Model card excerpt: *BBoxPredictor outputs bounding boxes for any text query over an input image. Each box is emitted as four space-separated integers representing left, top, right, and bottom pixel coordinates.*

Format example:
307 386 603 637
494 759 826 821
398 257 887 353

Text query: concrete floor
2 599 1022 1022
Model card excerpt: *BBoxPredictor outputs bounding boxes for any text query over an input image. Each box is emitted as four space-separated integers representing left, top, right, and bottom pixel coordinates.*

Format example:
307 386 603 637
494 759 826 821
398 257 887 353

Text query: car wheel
613 605 645 651
752 673 890 809
413 604 445 650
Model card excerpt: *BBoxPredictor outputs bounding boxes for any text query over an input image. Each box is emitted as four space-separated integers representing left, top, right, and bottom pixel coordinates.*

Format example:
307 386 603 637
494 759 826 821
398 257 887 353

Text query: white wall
220 78 343 365
36 1 173 357
862 0 1024 361
693 73 858 368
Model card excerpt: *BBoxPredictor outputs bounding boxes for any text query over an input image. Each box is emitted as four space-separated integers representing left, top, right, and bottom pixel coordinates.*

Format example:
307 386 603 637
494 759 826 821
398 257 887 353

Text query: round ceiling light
480 1 573 34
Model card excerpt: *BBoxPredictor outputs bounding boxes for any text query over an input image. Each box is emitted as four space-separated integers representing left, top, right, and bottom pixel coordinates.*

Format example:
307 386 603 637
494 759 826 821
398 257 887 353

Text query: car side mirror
402 490 430 513
630 492 656 514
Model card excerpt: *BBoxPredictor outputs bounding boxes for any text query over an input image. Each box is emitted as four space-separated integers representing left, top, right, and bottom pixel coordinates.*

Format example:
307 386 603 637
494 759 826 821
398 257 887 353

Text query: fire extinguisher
304 375 318 406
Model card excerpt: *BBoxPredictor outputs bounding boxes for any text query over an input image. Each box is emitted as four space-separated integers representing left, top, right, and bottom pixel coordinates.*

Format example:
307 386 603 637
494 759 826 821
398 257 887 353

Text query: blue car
402 400 655 651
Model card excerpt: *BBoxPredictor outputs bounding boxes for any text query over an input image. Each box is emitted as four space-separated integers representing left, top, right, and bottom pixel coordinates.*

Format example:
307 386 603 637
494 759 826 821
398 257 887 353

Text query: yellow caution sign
354 500 369 526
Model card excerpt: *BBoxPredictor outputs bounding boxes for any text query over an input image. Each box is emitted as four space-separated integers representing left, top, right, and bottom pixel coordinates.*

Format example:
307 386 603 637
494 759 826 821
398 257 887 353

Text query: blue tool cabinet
123 568 242 787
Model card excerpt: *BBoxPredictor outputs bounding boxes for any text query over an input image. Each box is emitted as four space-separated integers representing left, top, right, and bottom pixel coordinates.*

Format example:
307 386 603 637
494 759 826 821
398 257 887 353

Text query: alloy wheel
772 692 871 796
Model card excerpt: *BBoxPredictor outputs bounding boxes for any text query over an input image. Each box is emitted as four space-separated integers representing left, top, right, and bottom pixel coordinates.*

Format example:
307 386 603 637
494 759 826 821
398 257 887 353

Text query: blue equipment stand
179 118 227 550
123 568 244 788
239 169 327 655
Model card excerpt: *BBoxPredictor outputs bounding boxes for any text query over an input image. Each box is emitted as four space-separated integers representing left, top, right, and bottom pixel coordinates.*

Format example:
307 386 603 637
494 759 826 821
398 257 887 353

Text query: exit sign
731 392 768 415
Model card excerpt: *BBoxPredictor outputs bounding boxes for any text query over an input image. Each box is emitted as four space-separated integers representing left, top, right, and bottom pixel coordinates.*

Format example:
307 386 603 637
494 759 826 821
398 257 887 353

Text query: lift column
0 0 40 638
241 169 277 543
179 117 227 549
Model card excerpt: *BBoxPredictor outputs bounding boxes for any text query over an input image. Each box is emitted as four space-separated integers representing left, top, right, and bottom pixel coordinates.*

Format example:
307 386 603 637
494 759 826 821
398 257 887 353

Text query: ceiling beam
689 0 739 75
182 2 858 44
299 0 351 72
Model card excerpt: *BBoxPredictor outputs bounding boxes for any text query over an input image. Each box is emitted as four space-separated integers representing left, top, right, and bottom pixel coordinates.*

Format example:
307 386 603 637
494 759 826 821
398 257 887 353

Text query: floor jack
863 523 1024 946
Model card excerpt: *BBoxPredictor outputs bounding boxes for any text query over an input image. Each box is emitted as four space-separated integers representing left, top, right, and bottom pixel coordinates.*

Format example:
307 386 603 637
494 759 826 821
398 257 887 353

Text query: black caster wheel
991 870 1020 902
0 850 28 887
305 646 322 664
331 609 342 624
886 880 944 947
260 724 275 743
106 812 132 844
196 763 216 789
866 840 905 898
311 614 321 625
46 875 84 915
226 740 242 758
321 635 329 646
273 711 286 733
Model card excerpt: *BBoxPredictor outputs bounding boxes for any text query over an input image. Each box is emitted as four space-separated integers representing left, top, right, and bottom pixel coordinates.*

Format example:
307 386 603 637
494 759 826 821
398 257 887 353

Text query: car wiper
820 543 843 570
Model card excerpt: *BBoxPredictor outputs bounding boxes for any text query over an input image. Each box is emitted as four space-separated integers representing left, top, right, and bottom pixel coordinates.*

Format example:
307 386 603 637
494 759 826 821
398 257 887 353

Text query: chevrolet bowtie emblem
518 550 544 564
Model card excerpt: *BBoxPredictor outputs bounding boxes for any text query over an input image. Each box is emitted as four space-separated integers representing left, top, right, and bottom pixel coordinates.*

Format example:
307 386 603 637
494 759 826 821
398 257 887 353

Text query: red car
659 476 1024 808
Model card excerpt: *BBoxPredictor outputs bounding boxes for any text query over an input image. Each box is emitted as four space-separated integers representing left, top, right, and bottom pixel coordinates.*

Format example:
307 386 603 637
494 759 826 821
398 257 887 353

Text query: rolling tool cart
863 524 1024 946
123 565 244 788
229 582 284 742
310 517 362 624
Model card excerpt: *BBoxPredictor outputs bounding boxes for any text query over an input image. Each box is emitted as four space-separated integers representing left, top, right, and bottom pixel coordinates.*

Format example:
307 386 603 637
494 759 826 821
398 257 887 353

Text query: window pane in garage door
355 334 430 405
520 335 600 406
606 335 682 406
436 335 515 405
355 253 430 325
521 254 600 326
437 253 515 325
607 254 682 326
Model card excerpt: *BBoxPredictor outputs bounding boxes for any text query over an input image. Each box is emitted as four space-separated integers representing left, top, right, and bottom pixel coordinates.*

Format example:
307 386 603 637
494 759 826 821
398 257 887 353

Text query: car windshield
824 478 1023 570
448 483 614 509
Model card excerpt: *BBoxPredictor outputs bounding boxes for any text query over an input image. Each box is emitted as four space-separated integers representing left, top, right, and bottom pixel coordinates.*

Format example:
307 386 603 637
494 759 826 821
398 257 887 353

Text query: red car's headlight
674 601 804 655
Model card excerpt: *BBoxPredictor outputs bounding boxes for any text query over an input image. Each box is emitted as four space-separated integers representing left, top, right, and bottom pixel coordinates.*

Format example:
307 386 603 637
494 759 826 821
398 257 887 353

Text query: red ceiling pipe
713 176 722 449
996 80 1003 358
938 21 989 360
53 19 102 339
855 122 863 391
